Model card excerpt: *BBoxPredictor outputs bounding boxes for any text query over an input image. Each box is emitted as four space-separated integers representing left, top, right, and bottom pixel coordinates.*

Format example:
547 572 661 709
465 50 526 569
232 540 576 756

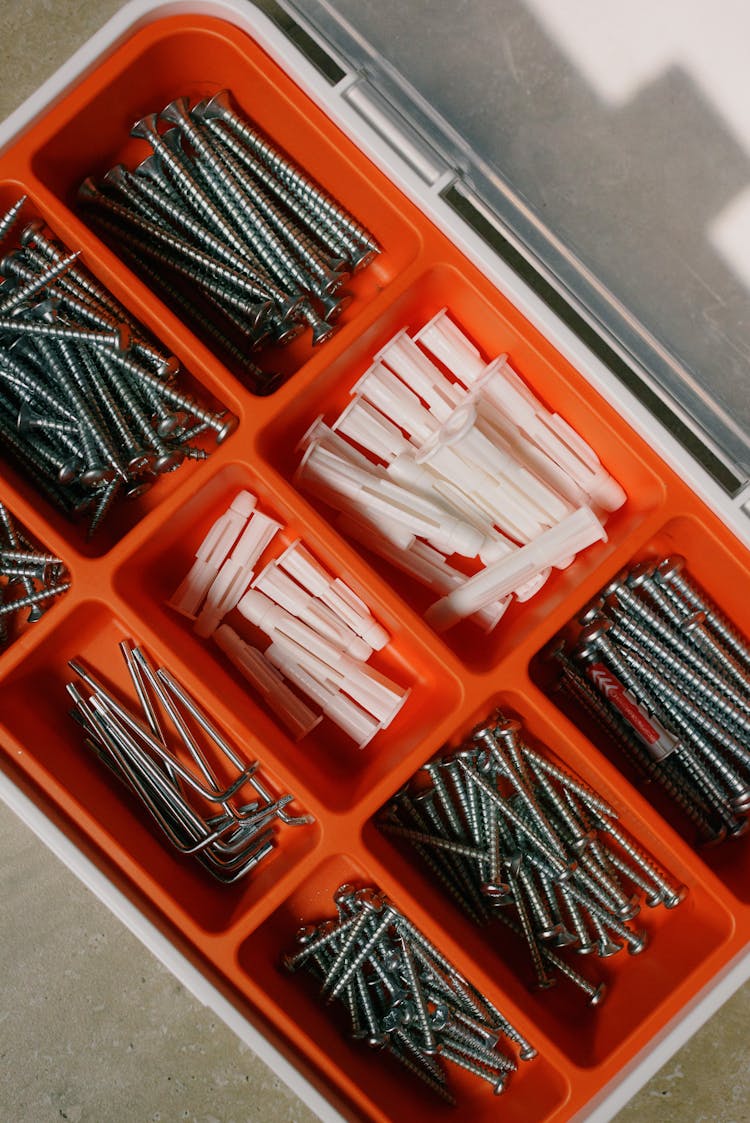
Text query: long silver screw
195 90 379 256
657 555 750 673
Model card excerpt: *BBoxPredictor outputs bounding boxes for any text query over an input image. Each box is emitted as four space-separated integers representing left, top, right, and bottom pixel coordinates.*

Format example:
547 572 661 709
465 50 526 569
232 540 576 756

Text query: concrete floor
1 2 750 1121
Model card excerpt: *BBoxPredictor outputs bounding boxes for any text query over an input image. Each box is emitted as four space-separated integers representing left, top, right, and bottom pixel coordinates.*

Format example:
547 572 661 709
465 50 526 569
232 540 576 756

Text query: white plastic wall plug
477 358 627 512
296 441 484 557
337 513 510 632
238 590 408 726
416 429 547 543
414 307 487 385
294 441 414 550
430 403 573 526
474 400 590 508
169 490 256 619
386 454 509 563
425 506 607 632
297 414 382 473
266 641 381 748
267 630 408 728
276 540 389 650
375 328 464 420
213 625 321 741
194 510 283 638
333 396 411 463
416 310 626 512
252 560 373 661
353 362 439 444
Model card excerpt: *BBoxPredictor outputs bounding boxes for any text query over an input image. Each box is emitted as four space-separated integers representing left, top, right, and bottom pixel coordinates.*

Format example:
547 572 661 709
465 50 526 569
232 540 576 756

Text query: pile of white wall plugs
168 489 409 746
294 309 626 633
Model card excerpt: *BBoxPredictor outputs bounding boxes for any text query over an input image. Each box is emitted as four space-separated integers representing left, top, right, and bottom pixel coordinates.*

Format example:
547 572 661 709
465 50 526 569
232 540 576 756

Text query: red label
585 662 677 761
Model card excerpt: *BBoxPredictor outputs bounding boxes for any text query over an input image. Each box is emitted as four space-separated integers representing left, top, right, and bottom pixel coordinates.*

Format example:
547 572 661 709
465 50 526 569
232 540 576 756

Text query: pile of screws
0 198 236 538
285 883 535 1102
550 555 750 845
380 710 685 999
79 90 380 390
68 640 312 884
0 500 69 646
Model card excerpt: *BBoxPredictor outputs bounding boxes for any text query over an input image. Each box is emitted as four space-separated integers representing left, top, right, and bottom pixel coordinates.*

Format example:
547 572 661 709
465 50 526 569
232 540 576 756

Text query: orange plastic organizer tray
1 14 749 1123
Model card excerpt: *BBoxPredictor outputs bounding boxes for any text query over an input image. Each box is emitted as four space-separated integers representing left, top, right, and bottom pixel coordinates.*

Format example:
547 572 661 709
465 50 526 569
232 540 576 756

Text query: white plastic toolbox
1 3 750 1121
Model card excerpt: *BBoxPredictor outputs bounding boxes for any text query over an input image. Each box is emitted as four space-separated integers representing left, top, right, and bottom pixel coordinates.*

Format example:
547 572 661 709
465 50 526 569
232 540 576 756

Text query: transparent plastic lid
263 0 750 496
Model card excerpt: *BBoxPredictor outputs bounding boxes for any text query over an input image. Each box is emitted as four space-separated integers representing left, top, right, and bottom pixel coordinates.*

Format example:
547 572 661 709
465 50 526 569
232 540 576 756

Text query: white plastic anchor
375 327 464 420
416 309 626 512
238 591 409 726
266 641 381 748
297 413 382 472
353 361 439 445
425 506 607 632
333 395 411 463
194 509 282 638
296 440 484 557
294 439 415 550
213 625 321 741
252 559 373 661
338 511 511 632
414 307 486 385
477 358 627 512
276 540 389 650
267 630 409 730
169 489 256 618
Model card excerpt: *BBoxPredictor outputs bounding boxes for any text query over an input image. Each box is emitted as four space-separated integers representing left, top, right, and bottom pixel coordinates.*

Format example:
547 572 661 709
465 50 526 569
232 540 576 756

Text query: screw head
679 609 706 635
552 927 578 947
310 317 338 346
626 930 648 956
600 569 628 600
626 560 656 589
213 412 239 444
124 481 153 501
578 616 612 646
294 924 319 947
130 113 161 142
154 448 185 473
662 885 687 909
19 219 45 248
588 981 607 1007
578 597 604 626
355 887 385 913
319 290 353 321
616 898 641 922
80 465 115 487
492 716 522 747
126 452 154 474
159 96 191 126
57 461 78 486
192 88 234 122
656 554 687 584
334 882 357 909
596 936 623 958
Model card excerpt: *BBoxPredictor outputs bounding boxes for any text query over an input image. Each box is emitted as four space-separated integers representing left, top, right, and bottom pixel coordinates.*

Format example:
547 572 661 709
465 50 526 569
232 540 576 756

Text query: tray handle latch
341 75 449 187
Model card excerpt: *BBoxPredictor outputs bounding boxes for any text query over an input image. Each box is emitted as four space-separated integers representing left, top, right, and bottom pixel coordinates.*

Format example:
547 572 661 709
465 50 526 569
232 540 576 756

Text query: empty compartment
0 182 237 558
113 460 464 813
258 263 666 672
26 15 420 387
237 852 570 1123
363 686 735 1069
0 599 320 934
531 512 750 906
